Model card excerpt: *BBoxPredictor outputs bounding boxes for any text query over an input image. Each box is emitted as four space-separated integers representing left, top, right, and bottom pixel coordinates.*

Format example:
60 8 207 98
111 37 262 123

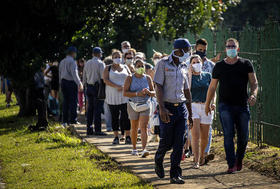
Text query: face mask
195 51 207 59
135 67 145 75
192 63 202 73
122 48 129 54
125 59 133 65
226 49 237 58
172 49 190 63
113 58 122 64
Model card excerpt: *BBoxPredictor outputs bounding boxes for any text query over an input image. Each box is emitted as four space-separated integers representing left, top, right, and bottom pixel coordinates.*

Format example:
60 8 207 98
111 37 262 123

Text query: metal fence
146 21 280 147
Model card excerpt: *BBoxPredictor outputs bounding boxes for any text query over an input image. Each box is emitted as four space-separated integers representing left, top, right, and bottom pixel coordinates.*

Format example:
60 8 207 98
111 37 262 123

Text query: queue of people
26 37 257 185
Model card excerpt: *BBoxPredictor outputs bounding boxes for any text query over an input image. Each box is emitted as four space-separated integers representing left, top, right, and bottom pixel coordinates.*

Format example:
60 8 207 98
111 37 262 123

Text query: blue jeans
86 84 104 132
218 102 250 168
61 79 78 124
104 102 112 131
205 125 212 153
155 103 188 178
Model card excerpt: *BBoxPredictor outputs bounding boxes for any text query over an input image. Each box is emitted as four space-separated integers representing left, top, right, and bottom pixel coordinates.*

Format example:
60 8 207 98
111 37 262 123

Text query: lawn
0 94 152 189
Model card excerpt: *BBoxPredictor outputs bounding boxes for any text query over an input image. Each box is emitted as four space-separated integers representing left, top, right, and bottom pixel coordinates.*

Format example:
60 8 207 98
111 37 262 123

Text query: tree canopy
0 0 239 116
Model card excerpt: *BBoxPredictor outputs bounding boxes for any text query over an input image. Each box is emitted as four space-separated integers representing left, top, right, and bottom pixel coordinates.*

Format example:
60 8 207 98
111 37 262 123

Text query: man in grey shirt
59 46 83 126
153 38 193 184
83 47 106 136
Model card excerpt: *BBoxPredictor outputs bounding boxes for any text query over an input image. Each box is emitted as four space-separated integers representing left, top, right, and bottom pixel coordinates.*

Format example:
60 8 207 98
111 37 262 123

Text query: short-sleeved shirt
154 55 189 103
191 72 211 103
212 58 255 106
83 57 105 85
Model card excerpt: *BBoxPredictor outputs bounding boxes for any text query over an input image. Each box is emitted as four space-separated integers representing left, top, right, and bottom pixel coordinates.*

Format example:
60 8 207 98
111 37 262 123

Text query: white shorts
192 103 214 125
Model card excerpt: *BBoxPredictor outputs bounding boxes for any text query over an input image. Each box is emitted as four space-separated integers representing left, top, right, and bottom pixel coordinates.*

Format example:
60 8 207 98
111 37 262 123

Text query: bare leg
191 119 201 164
139 115 149 150
200 124 210 164
130 120 139 150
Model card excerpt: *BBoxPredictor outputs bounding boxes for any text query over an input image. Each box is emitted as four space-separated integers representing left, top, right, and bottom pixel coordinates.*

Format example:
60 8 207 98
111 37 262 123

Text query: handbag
129 98 151 112
97 79 106 99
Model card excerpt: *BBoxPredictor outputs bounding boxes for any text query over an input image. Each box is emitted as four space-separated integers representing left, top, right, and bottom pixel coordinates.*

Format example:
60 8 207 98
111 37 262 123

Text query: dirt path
72 123 280 189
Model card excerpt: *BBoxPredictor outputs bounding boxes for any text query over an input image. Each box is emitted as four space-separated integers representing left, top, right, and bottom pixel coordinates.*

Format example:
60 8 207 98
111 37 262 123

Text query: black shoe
170 176 185 184
87 127 94 135
28 125 47 132
94 131 107 136
155 162 165 178
125 136 132 144
112 137 119 144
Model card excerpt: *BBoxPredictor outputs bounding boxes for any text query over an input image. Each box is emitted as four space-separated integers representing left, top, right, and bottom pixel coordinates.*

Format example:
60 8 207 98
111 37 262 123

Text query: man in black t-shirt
205 38 259 174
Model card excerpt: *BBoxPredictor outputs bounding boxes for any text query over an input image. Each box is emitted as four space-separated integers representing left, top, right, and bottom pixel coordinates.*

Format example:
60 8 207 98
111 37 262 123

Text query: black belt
164 102 184 107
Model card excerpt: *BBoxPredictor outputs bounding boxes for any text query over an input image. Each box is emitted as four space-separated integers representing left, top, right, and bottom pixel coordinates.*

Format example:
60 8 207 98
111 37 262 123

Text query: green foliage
0 94 152 188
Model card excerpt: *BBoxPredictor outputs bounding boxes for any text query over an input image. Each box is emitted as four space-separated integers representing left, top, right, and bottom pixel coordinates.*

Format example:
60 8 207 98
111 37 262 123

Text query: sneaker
141 149 150 158
227 166 237 174
192 162 199 169
112 137 119 145
125 136 132 144
236 160 243 171
170 176 185 184
87 127 94 135
185 149 191 158
120 137 125 142
131 149 139 156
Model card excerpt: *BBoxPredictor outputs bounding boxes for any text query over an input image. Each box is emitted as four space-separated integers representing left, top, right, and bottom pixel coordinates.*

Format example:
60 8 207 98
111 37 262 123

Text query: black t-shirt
212 58 254 106
50 66 59 84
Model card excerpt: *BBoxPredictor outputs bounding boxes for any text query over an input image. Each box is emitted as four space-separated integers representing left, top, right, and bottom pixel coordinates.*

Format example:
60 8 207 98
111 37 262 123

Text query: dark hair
196 38 208 46
103 57 113 65
145 63 154 70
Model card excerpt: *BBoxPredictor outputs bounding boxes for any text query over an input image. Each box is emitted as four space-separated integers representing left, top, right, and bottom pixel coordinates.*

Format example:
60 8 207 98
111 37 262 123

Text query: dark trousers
61 79 78 124
155 103 188 178
34 88 48 127
86 84 103 132
109 103 131 132
218 102 250 168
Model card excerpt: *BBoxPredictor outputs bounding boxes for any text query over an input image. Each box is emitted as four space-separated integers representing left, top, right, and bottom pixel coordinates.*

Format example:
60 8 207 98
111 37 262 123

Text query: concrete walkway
73 123 280 189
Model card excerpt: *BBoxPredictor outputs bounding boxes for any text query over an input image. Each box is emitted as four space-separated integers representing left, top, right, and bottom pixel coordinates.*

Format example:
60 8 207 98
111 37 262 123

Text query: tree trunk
14 87 36 117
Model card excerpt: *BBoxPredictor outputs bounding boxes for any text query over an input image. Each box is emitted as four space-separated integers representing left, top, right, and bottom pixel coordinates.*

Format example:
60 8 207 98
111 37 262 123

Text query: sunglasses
226 45 237 48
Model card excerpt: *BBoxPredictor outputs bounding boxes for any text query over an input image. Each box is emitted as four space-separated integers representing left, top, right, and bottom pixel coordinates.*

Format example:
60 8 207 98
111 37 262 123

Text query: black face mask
195 50 207 59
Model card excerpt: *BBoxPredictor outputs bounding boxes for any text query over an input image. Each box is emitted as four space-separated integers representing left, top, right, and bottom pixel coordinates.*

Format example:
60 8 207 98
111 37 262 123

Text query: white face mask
125 59 133 65
113 58 122 64
192 63 202 73
172 49 190 63
122 48 129 54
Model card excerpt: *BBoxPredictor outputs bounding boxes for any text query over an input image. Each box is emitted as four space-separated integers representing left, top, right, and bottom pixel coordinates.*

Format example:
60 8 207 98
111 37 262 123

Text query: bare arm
155 83 165 109
248 73 258 97
205 79 219 115
146 75 155 97
248 72 258 106
103 66 122 89
44 67 52 79
184 88 192 117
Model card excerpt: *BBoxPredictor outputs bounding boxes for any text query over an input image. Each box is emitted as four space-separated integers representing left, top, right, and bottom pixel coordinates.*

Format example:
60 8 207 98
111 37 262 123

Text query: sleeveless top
129 74 150 103
105 65 129 105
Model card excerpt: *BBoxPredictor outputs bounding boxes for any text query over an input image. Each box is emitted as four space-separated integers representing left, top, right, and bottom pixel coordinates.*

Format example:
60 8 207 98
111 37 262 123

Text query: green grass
0 94 152 189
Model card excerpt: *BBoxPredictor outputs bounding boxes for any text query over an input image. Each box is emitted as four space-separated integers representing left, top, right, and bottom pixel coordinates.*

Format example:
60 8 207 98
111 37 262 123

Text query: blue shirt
191 72 211 103
129 74 150 103
154 55 189 103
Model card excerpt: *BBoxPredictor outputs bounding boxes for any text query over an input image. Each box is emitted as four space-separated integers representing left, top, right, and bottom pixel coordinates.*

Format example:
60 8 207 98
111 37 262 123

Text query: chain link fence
146 21 280 147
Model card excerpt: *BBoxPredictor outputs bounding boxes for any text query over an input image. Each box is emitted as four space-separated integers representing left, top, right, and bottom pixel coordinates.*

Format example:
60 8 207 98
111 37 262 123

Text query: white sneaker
141 149 150 158
131 150 139 156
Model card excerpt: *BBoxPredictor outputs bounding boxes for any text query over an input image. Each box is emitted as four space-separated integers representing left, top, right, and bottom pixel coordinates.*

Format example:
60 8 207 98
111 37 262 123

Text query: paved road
73 124 280 189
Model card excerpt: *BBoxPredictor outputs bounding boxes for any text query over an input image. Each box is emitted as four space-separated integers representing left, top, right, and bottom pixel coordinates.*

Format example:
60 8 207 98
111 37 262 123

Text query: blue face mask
226 49 237 58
